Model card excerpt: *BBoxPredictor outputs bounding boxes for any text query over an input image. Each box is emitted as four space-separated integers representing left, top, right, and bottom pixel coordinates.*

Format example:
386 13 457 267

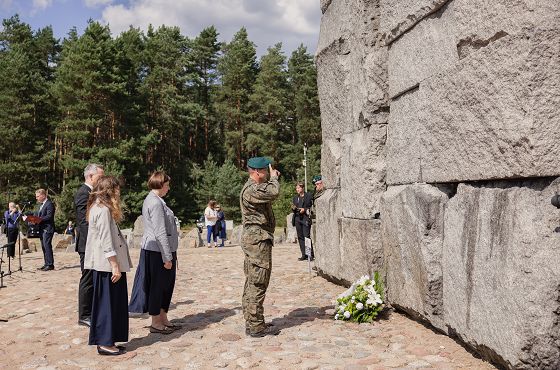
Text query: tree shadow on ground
269 305 333 331
125 307 238 351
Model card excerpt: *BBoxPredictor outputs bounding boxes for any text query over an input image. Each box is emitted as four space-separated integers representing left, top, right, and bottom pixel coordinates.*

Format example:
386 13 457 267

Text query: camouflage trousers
241 239 272 334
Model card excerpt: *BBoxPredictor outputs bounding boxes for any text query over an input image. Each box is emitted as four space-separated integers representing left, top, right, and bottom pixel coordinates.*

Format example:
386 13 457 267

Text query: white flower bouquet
334 272 384 323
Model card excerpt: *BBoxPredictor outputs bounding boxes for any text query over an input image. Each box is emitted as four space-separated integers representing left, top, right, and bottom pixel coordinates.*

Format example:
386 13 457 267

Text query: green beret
312 175 322 184
247 157 271 169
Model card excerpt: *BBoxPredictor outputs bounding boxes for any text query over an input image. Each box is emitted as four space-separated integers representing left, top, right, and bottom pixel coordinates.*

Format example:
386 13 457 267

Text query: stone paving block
380 184 449 332
443 180 560 369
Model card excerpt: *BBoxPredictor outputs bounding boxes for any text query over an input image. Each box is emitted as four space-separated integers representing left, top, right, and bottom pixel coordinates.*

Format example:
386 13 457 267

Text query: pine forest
0 15 322 229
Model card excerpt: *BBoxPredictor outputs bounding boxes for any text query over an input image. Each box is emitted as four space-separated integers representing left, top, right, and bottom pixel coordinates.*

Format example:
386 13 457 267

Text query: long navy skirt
89 271 129 346
129 249 176 316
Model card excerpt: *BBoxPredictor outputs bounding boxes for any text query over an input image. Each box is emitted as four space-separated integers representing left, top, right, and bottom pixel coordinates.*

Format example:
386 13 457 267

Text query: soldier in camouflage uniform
240 157 281 337
310 175 324 250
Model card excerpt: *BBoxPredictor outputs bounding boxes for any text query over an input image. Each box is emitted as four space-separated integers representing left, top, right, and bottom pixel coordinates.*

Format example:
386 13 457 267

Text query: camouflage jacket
240 176 280 242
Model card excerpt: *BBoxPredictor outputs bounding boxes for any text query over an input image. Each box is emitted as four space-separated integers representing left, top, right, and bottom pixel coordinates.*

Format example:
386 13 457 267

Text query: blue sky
0 0 321 56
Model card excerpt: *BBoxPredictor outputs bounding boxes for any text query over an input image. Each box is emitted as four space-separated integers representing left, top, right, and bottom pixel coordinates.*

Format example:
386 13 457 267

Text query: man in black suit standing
27 189 55 271
292 181 314 261
75 163 104 327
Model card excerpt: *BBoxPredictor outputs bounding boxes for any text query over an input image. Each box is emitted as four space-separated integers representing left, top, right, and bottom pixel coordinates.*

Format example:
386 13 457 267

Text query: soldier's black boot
248 325 280 338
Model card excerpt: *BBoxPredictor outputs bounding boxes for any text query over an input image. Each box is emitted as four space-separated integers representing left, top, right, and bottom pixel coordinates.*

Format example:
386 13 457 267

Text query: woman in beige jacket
84 176 132 356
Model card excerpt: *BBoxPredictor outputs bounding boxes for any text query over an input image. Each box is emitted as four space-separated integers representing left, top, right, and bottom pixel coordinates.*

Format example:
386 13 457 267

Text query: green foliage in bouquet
334 272 385 323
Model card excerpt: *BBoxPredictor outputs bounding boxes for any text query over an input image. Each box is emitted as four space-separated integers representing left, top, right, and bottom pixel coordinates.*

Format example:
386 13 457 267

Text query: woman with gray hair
129 170 179 334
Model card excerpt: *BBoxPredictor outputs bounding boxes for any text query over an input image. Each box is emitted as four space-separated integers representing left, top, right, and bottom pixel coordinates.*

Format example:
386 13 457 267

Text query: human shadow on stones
269 305 333 331
56 264 81 271
125 307 238 351
169 299 195 309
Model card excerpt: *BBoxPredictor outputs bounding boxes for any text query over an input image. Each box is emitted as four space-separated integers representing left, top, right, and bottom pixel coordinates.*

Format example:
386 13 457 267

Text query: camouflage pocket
250 264 270 287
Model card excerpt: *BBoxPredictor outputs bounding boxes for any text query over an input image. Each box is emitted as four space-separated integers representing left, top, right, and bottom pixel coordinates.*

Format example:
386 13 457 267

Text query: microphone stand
14 202 30 273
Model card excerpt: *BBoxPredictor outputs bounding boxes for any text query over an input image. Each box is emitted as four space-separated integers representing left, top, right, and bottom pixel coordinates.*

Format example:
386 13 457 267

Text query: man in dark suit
28 189 55 271
75 163 104 327
292 181 314 261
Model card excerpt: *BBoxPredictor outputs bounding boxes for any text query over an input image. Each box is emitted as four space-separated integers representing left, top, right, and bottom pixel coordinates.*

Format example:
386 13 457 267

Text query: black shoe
248 325 280 338
78 318 91 327
297 256 306 261
37 265 46 270
43 265 54 271
97 345 124 356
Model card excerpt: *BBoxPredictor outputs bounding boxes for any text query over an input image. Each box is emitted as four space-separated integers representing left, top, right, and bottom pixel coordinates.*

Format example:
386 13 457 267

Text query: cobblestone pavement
0 243 496 369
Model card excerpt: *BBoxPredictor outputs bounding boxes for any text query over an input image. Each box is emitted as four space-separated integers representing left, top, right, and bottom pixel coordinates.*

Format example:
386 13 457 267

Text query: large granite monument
315 0 560 368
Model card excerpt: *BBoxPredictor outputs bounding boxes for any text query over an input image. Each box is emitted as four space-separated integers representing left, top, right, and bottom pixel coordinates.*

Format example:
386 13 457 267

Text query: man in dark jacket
74 163 104 327
292 181 314 261
26 189 55 271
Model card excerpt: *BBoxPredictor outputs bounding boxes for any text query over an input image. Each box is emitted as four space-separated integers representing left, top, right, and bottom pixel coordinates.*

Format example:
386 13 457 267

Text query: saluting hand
269 164 280 178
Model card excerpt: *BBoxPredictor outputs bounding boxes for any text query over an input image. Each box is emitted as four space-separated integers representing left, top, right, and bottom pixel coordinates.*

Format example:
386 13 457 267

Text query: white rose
344 311 351 319
335 314 339 320
351 296 356 301
356 302 364 310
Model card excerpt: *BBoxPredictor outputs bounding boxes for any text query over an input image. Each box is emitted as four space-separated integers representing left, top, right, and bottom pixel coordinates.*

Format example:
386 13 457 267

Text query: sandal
149 325 174 334
165 323 182 329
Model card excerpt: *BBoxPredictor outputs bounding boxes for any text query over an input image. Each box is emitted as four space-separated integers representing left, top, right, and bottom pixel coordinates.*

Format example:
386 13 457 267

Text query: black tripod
0 242 15 288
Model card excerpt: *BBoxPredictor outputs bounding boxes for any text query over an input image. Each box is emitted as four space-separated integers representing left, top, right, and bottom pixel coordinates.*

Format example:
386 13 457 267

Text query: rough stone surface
388 28 560 184
340 125 387 219
380 0 451 44
338 218 384 284
443 180 560 369
380 184 449 331
285 214 297 244
387 0 560 99
320 0 333 14
131 215 144 248
314 189 342 281
317 1 560 368
321 138 342 189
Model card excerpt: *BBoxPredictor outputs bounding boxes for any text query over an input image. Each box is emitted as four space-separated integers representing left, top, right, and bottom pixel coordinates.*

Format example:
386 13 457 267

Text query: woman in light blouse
84 175 132 355
129 171 179 334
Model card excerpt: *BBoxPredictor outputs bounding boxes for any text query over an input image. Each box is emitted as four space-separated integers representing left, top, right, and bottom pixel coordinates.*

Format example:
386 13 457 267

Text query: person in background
65 221 75 243
84 175 132 355
4 202 20 258
215 204 226 247
310 175 324 255
24 189 55 271
292 181 314 261
204 200 218 248
129 171 180 334
75 163 105 328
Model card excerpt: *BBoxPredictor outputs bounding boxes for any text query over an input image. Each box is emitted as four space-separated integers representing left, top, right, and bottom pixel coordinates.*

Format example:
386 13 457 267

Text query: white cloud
99 0 321 55
31 0 53 14
84 0 113 8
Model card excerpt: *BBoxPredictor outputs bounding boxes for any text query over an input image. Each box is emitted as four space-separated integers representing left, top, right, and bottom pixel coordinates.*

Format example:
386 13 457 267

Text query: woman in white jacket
85 175 132 356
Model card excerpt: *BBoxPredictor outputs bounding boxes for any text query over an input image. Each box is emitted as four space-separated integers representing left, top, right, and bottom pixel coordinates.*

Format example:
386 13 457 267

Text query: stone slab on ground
0 242 495 369
443 180 560 369
314 188 343 280
381 184 449 331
